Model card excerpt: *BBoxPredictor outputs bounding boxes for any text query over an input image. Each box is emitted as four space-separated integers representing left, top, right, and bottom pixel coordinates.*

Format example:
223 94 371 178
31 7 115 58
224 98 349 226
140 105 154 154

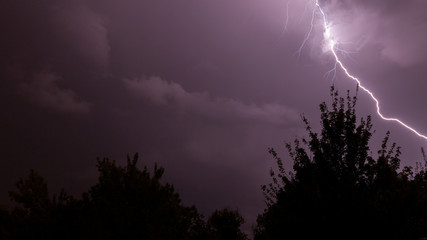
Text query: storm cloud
124 76 299 125
1 0 427 234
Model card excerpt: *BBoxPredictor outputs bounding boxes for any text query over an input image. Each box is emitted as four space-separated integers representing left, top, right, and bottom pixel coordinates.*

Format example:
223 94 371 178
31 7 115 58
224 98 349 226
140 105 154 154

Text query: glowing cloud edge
314 0 427 140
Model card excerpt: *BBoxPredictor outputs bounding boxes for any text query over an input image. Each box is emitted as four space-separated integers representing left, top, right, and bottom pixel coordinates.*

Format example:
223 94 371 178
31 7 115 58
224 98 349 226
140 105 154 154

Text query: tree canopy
255 87 427 240
1 154 247 240
2 87 427 239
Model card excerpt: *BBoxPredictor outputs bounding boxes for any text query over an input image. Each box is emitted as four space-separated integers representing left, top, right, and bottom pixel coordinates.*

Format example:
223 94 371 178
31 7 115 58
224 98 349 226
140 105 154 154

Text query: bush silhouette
3 154 232 239
255 87 427 240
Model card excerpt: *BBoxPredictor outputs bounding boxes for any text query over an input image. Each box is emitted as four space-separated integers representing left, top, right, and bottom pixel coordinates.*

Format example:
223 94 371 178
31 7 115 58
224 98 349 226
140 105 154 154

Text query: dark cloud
20 71 91 114
0 0 109 69
1 0 427 234
123 76 299 125
50 2 110 68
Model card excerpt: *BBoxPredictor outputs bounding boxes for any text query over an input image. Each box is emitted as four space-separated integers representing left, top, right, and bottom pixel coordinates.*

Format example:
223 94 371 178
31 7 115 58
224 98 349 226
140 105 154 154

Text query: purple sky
2 0 427 232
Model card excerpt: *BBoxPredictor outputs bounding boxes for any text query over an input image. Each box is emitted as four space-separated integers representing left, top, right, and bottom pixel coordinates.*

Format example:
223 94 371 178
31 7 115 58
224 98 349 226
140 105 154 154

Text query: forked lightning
311 0 427 140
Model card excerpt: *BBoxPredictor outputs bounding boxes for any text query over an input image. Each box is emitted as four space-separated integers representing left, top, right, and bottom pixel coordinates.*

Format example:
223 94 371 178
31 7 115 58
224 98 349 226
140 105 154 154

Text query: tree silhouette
84 153 205 239
7 169 53 239
2 154 252 239
3 154 215 239
208 208 248 240
255 86 427 240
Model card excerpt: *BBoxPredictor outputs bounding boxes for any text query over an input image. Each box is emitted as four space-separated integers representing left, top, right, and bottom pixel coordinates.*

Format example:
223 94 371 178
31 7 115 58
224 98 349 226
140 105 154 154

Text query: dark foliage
0 154 247 240
208 208 248 240
255 86 427 240
4 86 427 240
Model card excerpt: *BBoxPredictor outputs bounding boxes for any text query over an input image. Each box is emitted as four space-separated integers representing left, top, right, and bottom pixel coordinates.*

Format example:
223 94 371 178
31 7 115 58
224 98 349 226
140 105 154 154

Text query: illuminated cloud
123 76 299 126
316 0 427 140
320 0 427 66
1 0 427 233
51 2 110 68
21 71 91 114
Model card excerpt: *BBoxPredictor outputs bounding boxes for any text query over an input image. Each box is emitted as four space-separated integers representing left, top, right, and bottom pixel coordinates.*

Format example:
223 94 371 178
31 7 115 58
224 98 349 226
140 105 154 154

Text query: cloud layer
21 72 91 114
322 0 427 66
124 76 299 126
2 0 427 235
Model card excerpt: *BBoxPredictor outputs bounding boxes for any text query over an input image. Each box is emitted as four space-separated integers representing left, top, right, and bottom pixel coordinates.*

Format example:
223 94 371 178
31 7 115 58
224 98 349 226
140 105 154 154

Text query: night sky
2 0 427 231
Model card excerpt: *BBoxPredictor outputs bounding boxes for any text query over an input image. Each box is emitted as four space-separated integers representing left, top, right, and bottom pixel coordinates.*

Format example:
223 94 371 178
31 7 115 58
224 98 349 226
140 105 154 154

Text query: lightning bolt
295 4 316 58
312 0 427 140
284 0 290 32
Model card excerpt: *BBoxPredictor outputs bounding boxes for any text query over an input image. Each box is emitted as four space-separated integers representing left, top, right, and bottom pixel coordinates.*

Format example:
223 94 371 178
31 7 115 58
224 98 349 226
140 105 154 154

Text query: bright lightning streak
314 0 427 140
295 5 316 57
284 0 290 32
